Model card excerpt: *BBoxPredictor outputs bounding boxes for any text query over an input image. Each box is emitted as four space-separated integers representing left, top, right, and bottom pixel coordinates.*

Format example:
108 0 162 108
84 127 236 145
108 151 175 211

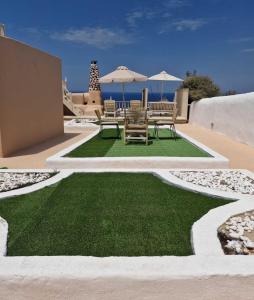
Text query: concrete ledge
0 217 7 256
1 256 254 299
46 127 229 169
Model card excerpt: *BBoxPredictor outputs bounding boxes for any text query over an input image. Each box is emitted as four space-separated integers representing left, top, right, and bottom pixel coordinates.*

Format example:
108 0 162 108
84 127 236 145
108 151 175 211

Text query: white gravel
218 211 254 255
65 119 98 128
170 170 254 195
0 172 53 193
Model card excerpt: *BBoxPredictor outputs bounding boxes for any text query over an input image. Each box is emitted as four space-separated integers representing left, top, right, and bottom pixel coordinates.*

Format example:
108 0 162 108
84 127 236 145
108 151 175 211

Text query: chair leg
99 124 102 137
124 130 127 144
153 124 157 138
156 125 160 139
171 124 177 141
117 125 120 139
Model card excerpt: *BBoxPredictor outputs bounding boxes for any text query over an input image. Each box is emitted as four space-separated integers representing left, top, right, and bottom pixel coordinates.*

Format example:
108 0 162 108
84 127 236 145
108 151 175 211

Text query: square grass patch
65 129 211 157
0 173 230 256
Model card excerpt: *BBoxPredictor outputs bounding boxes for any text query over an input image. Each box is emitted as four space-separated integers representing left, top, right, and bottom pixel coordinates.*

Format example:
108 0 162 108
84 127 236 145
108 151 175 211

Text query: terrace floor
0 123 254 170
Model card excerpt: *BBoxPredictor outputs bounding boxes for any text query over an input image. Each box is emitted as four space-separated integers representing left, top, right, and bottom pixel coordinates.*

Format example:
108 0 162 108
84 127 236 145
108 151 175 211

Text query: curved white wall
189 92 254 147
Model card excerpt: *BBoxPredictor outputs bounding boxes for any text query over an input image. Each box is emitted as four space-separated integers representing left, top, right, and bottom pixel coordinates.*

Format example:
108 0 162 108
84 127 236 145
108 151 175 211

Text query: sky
1 0 254 93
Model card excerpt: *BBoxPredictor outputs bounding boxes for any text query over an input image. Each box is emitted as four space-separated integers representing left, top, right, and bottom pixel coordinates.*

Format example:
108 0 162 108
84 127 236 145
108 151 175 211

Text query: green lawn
65 129 211 157
0 173 229 256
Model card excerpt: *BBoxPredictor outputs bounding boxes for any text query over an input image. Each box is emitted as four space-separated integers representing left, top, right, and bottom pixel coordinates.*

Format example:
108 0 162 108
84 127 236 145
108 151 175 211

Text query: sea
102 92 175 102
71 91 175 102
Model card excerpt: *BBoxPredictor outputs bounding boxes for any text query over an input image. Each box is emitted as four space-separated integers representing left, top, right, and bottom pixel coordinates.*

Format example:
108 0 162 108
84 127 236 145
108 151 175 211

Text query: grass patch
0 173 230 256
65 129 211 158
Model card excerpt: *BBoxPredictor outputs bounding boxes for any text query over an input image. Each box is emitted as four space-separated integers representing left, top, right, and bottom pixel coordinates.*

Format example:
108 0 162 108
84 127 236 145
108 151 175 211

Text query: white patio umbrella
148 71 183 100
99 66 147 104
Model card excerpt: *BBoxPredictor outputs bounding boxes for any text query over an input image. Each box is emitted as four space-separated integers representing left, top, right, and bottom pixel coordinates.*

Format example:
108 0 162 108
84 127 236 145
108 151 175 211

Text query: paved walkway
0 124 254 171
0 128 95 169
177 124 254 171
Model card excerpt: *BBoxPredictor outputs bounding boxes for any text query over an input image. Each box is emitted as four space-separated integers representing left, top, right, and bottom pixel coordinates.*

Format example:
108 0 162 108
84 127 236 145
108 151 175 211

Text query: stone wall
189 92 254 147
0 36 64 157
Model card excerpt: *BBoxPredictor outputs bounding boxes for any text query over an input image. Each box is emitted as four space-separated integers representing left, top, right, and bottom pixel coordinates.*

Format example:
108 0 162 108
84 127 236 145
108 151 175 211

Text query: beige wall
175 88 189 120
0 36 64 157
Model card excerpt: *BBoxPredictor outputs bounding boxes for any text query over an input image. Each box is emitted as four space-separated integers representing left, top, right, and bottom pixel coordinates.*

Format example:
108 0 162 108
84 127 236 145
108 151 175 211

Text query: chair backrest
94 109 101 121
150 101 174 112
172 107 178 123
104 100 116 112
130 100 142 112
125 110 147 125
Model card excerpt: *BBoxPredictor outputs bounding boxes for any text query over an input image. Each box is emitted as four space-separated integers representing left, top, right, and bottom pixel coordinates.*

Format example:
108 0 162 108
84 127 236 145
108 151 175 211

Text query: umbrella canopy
149 71 183 81
99 66 147 104
148 71 183 100
99 66 147 83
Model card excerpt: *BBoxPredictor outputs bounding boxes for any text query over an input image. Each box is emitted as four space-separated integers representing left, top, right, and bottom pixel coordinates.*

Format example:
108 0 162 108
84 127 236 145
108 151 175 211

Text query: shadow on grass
66 129 117 157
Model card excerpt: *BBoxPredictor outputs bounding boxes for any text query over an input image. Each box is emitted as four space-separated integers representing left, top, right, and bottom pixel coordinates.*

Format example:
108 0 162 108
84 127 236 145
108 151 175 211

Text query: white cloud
228 37 253 43
159 18 207 34
172 19 207 31
125 1 188 28
126 11 144 27
50 27 134 49
242 48 254 53
126 9 158 28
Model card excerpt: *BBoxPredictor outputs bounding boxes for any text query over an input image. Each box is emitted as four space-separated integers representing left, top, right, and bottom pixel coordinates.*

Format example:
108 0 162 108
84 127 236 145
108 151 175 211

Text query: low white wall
189 92 254 147
0 217 7 256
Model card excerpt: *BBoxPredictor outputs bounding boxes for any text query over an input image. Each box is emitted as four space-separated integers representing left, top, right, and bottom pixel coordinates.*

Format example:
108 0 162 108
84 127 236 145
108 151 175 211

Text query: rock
244 240 254 249
229 232 241 239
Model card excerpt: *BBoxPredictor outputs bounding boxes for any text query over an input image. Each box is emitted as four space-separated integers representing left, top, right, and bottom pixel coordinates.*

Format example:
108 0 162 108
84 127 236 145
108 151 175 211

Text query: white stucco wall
189 92 254 147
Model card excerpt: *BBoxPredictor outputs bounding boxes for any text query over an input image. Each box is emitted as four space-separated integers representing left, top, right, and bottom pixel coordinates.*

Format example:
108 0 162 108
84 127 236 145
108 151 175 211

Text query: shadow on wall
0 36 64 158
8 133 80 157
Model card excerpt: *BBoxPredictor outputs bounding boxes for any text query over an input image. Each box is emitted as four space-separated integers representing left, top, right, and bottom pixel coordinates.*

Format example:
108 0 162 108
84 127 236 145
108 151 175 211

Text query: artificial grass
65 129 211 158
0 173 230 256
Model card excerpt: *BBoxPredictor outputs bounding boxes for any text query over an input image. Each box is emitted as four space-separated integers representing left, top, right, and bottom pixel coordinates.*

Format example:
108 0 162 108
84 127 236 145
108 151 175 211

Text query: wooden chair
95 109 120 138
104 100 117 118
154 106 178 141
124 110 148 145
129 100 142 112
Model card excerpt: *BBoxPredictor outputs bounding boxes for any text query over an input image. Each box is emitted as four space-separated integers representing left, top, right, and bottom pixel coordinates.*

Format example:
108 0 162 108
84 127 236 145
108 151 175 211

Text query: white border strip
46 127 229 169
0 170 72 200
2 255 254 279
0 217 8 256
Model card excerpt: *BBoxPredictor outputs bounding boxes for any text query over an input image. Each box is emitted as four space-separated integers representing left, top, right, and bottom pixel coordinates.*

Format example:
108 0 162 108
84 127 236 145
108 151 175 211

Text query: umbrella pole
122 83 126 116
160 81 163 101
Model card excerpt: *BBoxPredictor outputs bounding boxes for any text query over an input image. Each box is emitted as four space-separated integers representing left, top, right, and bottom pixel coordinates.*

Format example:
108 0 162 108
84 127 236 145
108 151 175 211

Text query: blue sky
1 0 254 93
